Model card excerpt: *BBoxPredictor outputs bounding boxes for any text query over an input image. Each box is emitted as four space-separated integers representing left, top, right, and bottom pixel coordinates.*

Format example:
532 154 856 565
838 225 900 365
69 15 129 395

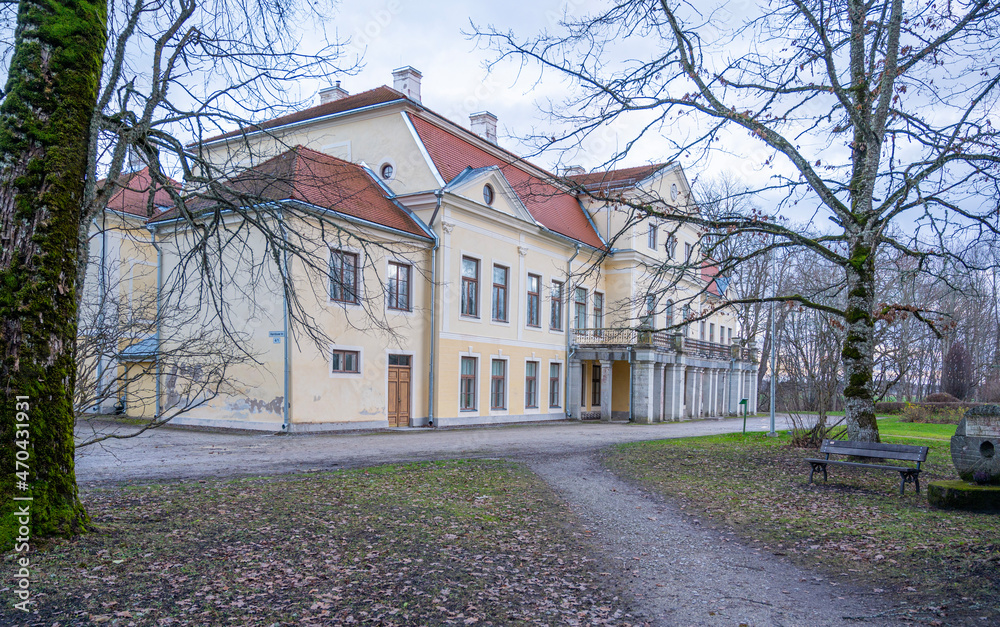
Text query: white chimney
559 165 586 176
392 66 422 103
319 81 350 104
470 111 498 144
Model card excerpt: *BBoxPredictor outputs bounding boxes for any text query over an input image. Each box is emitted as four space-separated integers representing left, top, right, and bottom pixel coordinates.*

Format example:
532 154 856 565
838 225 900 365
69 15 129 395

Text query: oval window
380 163 394 180
483 184 495 205
670 183 678 200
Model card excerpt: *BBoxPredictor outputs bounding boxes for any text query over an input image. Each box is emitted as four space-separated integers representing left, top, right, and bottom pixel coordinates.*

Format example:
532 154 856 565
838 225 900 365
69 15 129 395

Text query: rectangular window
645 294 656 327
550 280 563 330
710 323 715 343
700 321 706 341
593 292 604 330
683 304 692 335
574 287 587 330
330 250 358 303
549 363 561 408
461 257 479 317
460 357 477 410
331 349 360 373
666 235 677 259
492 264 509 322
525 361 539 408
491 359 506 410
648 223 658 249
728 327 733 344
527 274 541 327
665 300 673 327
387 262 411 311
592 363 601 406
684 242 693 261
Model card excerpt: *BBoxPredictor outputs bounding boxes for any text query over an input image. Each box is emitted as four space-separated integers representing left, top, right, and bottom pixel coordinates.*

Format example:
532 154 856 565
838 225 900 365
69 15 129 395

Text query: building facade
134 67 758 431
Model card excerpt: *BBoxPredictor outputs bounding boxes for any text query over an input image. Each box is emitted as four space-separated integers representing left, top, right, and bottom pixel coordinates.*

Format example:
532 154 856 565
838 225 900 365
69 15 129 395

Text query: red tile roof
702 261 722 297
101 167 178 218
155 147 429 239
203 87 406 144
408 114 604 249
567 164 670 195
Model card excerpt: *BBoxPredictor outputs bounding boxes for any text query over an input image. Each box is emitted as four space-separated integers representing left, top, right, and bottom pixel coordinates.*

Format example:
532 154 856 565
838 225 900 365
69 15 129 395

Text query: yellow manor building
131 67 757 432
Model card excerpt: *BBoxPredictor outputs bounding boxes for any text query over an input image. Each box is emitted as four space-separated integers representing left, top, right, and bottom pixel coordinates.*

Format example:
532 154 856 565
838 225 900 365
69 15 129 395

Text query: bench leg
898 471 921 495
808 462 827 484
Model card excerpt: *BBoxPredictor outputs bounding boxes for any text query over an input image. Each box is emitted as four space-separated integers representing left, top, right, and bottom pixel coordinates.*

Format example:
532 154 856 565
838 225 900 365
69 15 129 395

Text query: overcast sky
316 0 661 171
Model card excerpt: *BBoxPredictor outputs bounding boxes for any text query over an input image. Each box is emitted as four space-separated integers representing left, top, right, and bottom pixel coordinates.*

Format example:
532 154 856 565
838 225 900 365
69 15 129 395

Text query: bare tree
0 0 371 545
475 0 1000 441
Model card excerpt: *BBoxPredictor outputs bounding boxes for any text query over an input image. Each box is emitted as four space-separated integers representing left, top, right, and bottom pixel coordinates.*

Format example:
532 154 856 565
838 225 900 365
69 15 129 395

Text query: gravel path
526 453 900 626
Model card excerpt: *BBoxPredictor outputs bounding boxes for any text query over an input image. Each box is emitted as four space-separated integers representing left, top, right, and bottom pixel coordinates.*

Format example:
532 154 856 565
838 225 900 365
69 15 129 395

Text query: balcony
573 328 755 361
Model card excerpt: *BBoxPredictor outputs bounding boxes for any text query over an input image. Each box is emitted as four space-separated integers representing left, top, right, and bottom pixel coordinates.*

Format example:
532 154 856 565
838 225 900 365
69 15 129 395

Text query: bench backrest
819 439 928 462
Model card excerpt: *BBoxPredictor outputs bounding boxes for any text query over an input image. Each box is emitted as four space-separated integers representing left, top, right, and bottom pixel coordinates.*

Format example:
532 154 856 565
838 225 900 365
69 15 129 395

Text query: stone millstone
927 480 1000 512
950 405 1000 485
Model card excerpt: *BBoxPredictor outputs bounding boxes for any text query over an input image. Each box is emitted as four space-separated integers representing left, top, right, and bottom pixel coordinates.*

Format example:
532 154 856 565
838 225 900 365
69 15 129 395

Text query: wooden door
387 355 411 427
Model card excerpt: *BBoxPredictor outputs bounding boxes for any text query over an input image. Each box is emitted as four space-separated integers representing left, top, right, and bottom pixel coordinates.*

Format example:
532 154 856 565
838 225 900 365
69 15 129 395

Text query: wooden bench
805 439 929 495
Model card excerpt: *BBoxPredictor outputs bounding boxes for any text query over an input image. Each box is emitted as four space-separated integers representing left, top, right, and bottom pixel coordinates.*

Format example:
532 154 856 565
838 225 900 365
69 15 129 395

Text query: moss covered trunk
0 0 107 549
842 241 880 443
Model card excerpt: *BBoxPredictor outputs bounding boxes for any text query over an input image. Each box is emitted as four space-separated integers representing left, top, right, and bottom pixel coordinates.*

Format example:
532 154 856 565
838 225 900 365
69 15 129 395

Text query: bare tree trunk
0 0 106 548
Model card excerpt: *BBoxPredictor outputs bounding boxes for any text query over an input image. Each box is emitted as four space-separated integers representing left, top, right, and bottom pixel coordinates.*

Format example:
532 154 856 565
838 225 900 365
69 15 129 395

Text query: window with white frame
665 299 673 327
710 323 715 343
490 359 506 409
550 280 563 330
574 287 587 330
648 223 658 249
330 249 358 303
527 274 541 327
460 357 477 410
461 256 479 317
549 363 561 408
387 262 411 311
644 294 656 327
593 292 604 330
492 264 508 322
666 235 677 259
331 349 360 373
525 361 539 408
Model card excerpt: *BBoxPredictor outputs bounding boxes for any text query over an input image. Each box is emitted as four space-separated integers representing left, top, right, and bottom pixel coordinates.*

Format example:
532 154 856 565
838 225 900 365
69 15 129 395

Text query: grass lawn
603 424 999 626
9 460 639 626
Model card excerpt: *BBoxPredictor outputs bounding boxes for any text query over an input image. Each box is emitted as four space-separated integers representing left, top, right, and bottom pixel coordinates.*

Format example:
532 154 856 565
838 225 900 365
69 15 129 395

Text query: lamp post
768 241 777 437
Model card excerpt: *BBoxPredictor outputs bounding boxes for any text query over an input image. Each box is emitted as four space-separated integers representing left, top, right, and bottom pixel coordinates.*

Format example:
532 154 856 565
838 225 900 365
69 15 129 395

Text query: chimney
469 111 498 144
392 66 422 103
319 81 350 104
559 165 586 177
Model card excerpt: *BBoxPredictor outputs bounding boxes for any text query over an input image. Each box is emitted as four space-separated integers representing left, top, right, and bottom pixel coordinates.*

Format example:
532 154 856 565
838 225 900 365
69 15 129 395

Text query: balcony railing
574 328 755 362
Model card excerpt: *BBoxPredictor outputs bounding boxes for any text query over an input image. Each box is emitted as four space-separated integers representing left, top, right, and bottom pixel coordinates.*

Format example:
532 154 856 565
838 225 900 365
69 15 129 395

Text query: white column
600 359 613 422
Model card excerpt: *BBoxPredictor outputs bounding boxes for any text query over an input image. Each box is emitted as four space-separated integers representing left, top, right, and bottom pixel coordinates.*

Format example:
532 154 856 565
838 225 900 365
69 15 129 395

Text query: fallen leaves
14 460 644 626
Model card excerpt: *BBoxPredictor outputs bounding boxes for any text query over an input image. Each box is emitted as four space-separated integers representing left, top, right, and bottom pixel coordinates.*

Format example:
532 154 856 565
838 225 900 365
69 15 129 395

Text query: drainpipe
92 216 110 412
275 208 291 432
565 243 581 418
147 226 163 418
426 191 443 427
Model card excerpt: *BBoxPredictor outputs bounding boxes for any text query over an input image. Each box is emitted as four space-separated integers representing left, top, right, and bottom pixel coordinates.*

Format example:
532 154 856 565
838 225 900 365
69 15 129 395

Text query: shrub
924 392 960 403
875 401 905 414
899 402 968 424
